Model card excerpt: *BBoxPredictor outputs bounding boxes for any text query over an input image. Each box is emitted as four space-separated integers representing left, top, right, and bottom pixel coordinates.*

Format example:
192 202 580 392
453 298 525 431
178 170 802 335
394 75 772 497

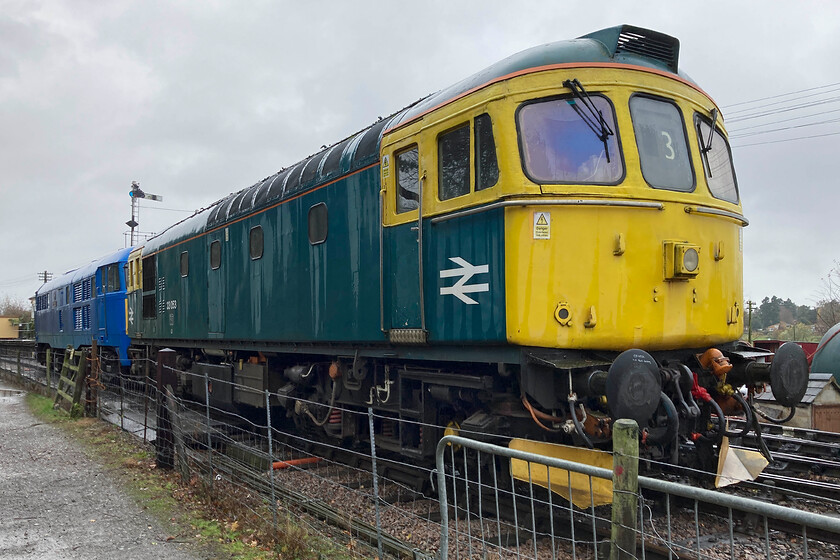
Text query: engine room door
207 231 226 336
384 146 426 343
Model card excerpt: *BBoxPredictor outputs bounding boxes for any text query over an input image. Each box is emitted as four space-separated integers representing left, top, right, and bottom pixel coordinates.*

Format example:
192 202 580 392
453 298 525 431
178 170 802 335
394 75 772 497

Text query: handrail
684 205 749 226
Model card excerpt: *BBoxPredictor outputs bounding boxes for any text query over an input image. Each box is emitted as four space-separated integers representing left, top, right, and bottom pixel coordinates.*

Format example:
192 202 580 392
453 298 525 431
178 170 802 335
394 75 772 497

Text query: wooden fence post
70 348 88 417
610 419 639 560
155 349 177 469
46 348 52 395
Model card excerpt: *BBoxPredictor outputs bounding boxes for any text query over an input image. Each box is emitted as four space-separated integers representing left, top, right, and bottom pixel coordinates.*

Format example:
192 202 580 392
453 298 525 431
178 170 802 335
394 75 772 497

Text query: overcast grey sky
1 1 838 309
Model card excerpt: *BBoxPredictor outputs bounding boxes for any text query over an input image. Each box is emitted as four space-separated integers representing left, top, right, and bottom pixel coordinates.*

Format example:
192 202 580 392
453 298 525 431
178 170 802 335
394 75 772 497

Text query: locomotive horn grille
582 25 681 74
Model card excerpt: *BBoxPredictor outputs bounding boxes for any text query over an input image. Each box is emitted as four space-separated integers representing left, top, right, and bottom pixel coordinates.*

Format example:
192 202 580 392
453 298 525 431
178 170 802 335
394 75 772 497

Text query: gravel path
0 382 203 560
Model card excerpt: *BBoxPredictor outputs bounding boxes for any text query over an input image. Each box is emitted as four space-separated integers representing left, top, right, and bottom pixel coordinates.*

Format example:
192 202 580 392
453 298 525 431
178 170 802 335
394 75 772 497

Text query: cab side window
308 203 328 245
210 241 222 270
437 113 499 201
180 251 189 277
438 124 470 200
475 113 499 191
107 263 120 291
249 226 264 259
695 115 739 203
396 146 420 213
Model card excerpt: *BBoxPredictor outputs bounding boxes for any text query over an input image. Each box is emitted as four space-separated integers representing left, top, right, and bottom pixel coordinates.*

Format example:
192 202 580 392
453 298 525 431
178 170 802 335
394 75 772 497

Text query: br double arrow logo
439 257 490 305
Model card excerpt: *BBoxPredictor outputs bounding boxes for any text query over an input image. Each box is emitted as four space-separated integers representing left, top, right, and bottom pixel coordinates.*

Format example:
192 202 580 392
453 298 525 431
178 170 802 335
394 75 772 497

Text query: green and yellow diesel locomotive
126 25 809 483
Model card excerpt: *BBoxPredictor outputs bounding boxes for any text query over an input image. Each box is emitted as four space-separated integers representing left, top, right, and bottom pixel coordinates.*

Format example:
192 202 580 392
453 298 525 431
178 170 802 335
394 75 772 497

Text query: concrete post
610 419 639 560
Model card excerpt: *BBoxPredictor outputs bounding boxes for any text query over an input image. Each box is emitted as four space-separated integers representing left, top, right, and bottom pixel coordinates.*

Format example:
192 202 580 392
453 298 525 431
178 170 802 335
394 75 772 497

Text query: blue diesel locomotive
35 247 132 373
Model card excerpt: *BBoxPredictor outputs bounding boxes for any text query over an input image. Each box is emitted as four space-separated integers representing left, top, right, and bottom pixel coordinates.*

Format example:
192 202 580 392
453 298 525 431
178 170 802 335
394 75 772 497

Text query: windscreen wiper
701 107 718 154
562 78 615 162
698 107 719 177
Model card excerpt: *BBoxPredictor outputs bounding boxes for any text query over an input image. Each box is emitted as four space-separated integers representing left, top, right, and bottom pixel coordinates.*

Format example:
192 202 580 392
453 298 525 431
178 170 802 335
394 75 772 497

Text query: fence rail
1 340 839 559
435 433 840 559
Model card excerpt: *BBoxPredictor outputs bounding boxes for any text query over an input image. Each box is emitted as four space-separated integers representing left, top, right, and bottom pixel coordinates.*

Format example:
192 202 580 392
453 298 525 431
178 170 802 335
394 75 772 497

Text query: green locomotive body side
118 25 810 474
134 166 508 347
134 166 386 344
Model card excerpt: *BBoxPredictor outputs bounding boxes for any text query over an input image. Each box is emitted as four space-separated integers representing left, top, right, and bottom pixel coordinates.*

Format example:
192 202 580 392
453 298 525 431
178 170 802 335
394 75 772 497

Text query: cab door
383 145 426 342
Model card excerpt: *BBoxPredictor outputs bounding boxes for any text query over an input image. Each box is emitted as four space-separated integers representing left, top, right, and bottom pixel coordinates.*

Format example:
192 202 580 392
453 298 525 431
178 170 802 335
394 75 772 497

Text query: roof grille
615 27 679 72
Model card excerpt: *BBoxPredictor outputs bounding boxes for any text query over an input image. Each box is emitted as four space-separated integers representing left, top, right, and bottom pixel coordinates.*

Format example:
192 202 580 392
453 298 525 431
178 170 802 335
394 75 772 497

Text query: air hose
753 404 796 424
723 391 754 438
568 394 594 449
300 380 339 427
642 392 678 446
693 397 726 444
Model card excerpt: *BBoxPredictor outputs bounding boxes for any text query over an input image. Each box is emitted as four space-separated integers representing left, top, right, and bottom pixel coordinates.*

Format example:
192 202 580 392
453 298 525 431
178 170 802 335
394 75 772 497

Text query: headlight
682 248 699 272
664 242 700 279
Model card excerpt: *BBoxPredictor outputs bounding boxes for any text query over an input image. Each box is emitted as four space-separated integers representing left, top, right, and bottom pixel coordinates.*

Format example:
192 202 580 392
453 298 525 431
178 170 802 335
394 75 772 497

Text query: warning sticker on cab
533 212 550 239
381 154 391 179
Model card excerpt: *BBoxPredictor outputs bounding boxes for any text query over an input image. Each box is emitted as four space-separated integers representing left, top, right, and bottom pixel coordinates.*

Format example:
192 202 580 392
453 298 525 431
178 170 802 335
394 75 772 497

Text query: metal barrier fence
2 340 840 559
0 340 52 390
435 432 840 559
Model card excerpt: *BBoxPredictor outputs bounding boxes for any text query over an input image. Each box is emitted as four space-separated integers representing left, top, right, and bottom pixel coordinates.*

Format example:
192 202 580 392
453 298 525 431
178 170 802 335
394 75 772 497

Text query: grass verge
25 392 362 560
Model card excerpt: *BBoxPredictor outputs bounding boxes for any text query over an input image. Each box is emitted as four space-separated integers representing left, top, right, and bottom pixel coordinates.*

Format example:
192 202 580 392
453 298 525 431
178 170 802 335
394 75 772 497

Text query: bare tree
0 294 31 321
815 261 840 335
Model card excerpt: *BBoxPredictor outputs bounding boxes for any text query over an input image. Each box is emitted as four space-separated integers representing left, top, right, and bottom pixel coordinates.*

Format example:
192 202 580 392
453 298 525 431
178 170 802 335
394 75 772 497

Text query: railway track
219 425 840 559
729 420 840 480
764 449 840 478
3 350 840 558
754 472 840 501
731 419 840 455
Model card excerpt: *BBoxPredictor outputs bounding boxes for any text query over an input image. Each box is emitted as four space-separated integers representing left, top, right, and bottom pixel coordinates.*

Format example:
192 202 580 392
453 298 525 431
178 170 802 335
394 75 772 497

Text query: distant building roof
754 372 839 405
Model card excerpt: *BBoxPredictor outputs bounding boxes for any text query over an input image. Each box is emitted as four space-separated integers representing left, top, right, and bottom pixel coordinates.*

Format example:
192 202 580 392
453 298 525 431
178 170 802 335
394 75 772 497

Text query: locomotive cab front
380 25 809 481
